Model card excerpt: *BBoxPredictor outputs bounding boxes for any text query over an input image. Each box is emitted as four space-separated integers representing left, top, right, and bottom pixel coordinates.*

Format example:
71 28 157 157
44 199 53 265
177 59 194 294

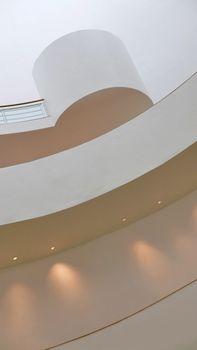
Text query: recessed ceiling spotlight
13 256 18 261
122 217 127 222
51 246 55 251
157 200 162 205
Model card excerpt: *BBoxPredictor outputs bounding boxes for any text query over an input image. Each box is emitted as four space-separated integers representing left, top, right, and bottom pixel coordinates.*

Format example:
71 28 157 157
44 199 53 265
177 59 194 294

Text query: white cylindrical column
33 30 148 122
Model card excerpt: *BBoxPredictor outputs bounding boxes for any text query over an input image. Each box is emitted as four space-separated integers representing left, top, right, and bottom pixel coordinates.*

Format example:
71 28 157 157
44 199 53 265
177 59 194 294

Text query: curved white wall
0 0 197 104
0 190 196 350
56 280 197 350
33 30 148 122
0 73 196 224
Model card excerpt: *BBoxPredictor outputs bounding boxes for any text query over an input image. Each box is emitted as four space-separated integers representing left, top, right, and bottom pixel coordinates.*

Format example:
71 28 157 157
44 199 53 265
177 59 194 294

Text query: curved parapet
0 88 152 166
51 279 197 350
0 191 197 349
0 30 152 151
0 144 196 268
0 72 196 224
33 30 150 123
1 1 197 105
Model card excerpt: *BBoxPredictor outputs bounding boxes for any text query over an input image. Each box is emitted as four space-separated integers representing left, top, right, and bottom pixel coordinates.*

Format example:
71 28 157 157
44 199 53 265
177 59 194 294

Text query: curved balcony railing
0 99 48 124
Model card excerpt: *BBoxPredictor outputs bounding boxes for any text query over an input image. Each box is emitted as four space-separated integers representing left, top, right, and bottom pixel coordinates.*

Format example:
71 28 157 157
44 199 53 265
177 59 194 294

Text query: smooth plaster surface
55 280 197 350
0 143 196 269
33 30 148 122
0 88 152 164
0 72 196 224
0 0 197 104
0 191 196 349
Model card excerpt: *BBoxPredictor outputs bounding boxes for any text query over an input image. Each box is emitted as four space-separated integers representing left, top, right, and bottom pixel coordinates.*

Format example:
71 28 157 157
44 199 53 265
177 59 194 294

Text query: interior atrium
0 1 196 349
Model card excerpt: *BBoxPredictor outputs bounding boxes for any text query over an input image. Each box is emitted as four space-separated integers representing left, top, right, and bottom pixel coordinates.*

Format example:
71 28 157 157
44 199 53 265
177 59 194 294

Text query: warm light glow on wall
48 263 85 303
173 231 197 267
132 240 171 288
0 283 36 341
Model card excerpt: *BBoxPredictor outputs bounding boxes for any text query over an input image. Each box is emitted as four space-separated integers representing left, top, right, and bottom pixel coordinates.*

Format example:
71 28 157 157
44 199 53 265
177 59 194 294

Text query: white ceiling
0 0 197 104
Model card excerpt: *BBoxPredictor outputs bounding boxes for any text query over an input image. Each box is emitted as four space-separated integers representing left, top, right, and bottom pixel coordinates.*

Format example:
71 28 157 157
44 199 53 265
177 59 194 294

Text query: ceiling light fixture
13 256 18 261
122 217 127 222
157 200 162 205
51 246 55 251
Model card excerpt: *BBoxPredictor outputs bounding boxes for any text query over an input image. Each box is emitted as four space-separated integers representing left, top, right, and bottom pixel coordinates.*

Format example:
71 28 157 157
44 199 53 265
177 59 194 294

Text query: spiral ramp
0 3 197 350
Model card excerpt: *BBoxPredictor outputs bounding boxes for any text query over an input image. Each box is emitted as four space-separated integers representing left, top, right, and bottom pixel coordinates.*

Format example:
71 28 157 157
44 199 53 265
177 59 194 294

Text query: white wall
0 72 196 224
56 280 197 350
0 190 196 350
33 30 148 121
0 0 197 104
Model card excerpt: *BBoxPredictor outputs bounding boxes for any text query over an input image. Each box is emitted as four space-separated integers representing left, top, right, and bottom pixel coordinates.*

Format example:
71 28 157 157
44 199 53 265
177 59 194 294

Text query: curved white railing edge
0 100 48 123
0 99 51 134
